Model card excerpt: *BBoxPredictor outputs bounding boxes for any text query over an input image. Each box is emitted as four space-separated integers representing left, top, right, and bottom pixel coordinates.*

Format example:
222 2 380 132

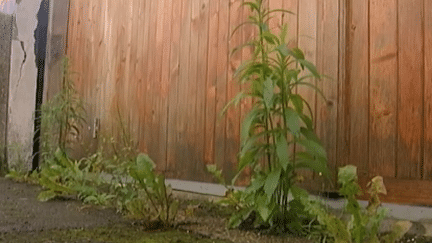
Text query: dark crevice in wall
32 0 49 170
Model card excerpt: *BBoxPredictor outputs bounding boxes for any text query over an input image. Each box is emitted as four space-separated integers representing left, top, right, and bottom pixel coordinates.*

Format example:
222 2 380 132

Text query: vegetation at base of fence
39 57 86 162
299 165 411 243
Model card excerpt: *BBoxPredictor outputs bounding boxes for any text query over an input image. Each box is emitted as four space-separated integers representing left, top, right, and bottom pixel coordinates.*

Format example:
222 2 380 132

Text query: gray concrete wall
0 11 13 172
7 0 42 171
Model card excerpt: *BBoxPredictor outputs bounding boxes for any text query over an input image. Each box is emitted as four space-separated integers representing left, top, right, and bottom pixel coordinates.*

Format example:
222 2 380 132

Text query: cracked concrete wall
7 0 42 171
0 11 13 171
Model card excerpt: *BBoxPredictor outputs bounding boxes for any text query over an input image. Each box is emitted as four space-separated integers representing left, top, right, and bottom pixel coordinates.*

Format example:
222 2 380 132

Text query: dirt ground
0 177 314 243
0 177 125 233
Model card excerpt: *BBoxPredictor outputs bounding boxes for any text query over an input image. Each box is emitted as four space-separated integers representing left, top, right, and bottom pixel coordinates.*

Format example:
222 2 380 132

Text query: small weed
128 154 179 227
299 165 410 243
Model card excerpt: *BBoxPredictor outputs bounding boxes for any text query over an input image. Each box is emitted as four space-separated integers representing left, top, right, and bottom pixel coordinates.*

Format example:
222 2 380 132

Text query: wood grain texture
369 0 397 178
297 0 317 181
424 0 432 179
337 0 350 181
196 0 210 181
225 0 243 181
237 0 255 186
62 0 432 205
204 0 219 172
175 0 192 177
347 0 369 177
166 0 183 176
150 0 168 170
283 0 298 48
397 0 423 179
316 0 339 188
215 0 229 172
160 0 174 171
186 0 200 178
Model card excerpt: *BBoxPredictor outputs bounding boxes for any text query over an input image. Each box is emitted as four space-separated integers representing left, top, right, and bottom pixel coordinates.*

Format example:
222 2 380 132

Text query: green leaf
338 165 358 185
130 153 156 183
238 149 258 173
263 77 274 108
295 156 330 177
276 135 290 170
290 185 309 200
241 107 260 144
221 92 247 116
260 23 269 32
276 44 289 57
264 167 281 201
287 48 305 60
290 94 304 113
256 193 271 221
242 1 259 12
228 208 253 228
300 127 321 144
37 190 58 202
245 176 265 194
297 59 320 78
168 200 180 222
297 139 327 159
262 32 279 45
54 148 72 169
39 176 75 194
206 164 226 185
285 108 301 137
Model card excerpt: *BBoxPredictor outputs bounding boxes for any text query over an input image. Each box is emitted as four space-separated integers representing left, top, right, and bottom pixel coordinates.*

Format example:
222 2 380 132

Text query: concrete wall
6 0 42 171
0 11 13 172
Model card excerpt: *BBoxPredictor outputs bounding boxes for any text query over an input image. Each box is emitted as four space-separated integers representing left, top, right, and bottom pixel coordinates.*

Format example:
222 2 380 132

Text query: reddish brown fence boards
65 0 432 205
342 0 431 204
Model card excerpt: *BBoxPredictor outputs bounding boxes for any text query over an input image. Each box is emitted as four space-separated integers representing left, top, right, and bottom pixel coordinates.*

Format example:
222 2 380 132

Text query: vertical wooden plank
315 0 339 188
195 0 210 180
175 0 192 178
215 0 229 175
93 0 105 153
204 0 219 170
143 0 157 156
159 0 173 172
297 0 317 180
146 0 159 160
269 0 283 33
166 0 183 176
185 0 201 179
397 0 423 179
237 0 256 186
128 0 142 142
124 0 140 145
137 0 151 153
225 0 243 180
346 0 369 176
369 0 397 178
424 0 432 179
283 0 298 48
337 0 350 178
297 0 317 124
148 0 166 170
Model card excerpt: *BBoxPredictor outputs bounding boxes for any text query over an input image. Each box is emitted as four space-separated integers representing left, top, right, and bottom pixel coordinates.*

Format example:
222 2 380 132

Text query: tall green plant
222 0 329 231
40 57 86 160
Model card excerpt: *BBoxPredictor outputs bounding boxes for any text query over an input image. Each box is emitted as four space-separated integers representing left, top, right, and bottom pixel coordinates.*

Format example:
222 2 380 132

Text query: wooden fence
63 0 432 204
